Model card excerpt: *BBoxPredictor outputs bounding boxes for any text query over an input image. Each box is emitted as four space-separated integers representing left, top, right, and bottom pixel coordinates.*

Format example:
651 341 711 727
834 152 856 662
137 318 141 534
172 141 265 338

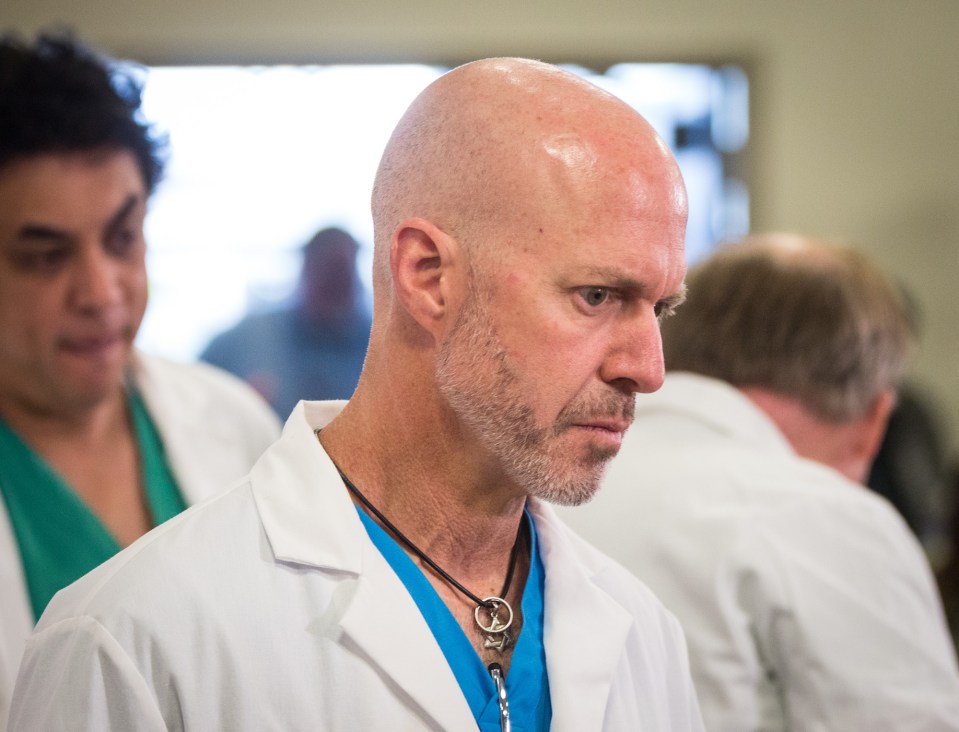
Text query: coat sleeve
10 616 167 732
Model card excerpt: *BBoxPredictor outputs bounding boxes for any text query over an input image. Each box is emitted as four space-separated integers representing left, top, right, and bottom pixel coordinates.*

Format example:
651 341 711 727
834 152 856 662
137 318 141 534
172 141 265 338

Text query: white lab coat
0 352 280 730
10 400 704 731
559 372 959 731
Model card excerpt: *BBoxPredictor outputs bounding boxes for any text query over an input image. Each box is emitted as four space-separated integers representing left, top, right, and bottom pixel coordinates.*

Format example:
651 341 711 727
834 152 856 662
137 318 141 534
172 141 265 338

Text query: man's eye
655 300 681 321
11 248 70 273
106 229 137 256
579 286 610 307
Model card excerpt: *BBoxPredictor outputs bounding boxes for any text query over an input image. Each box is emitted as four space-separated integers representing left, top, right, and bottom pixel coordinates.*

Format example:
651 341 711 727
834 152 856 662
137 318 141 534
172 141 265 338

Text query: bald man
11 59 703 730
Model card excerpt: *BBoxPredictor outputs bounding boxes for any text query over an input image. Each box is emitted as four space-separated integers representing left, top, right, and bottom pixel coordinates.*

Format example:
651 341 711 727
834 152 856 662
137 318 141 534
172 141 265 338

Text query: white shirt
0 352 280 730
11 400 704 731
559 372 959 731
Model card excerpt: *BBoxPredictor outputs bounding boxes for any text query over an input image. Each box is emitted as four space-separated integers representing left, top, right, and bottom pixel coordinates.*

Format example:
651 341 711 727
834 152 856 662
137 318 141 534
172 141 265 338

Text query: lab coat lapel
338 550 477 731
532 501 634 731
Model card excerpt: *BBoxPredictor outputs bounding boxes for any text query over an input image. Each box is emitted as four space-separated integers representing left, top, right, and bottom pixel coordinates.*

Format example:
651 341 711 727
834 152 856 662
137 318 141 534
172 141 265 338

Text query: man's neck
740 386 891 484
0 387 130 450
319 386 527 561
0 386 150 546
327 376 529 612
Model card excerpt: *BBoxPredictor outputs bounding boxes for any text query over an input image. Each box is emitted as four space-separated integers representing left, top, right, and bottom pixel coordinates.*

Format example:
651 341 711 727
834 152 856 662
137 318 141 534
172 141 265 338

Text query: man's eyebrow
580 267 649 290
104 194 140 234
14 194 141 245
660 282 687 308
16 224 71 244
580 267 686 303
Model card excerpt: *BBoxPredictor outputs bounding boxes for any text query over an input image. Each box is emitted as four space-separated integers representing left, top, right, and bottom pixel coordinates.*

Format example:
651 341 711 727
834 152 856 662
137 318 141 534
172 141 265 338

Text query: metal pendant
484 630 512 652
475 596 514 653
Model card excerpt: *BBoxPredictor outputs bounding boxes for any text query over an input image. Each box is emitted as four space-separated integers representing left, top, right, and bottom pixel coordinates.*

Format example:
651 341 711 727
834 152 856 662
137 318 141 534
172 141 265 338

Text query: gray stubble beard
435 289 634 507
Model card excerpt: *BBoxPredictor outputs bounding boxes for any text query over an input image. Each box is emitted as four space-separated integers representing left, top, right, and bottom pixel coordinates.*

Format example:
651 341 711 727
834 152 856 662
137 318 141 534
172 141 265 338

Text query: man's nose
71 245 122 311
599 308 666 395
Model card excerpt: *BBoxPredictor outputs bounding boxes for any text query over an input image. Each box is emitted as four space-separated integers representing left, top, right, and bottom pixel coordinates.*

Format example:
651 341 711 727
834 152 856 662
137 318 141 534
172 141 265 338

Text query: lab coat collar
130 350 278 505
639 372 795 456
249 399 362 571
250 400 476 730
130 351 210 505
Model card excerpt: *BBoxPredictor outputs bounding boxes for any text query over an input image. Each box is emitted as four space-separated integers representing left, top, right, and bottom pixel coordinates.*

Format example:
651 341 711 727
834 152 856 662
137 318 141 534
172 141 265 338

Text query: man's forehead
0 152 146 228
487 222 684 281
0 150 146 192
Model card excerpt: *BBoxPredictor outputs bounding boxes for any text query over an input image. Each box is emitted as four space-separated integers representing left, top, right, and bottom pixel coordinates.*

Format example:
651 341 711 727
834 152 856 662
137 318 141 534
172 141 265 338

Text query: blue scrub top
356 506 552 731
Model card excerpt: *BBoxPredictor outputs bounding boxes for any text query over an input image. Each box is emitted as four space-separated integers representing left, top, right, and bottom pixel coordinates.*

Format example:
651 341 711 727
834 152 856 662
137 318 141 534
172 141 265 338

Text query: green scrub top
0 389 186 621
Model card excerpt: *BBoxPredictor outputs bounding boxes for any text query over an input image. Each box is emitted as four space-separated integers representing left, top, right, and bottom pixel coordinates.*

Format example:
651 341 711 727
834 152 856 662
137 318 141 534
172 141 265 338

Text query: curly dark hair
0 31 166 193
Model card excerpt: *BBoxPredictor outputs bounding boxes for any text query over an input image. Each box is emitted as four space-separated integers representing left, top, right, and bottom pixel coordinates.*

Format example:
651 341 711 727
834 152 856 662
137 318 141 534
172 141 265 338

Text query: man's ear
390 217 462 337
858 389 898 464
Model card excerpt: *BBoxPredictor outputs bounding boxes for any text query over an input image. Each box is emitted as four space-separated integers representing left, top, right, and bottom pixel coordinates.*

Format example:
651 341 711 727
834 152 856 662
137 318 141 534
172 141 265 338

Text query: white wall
4 0 958 456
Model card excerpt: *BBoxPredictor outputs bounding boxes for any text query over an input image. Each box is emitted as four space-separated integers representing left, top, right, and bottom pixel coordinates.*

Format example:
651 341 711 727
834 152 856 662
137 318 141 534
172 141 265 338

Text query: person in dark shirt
201 226 371 418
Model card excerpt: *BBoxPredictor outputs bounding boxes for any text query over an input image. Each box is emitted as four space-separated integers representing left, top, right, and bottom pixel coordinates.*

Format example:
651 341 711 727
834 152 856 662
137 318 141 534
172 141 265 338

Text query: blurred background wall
3 0 957 457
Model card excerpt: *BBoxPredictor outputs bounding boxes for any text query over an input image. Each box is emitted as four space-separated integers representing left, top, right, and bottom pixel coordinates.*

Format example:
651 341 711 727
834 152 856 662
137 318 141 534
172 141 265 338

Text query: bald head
371 58 686 290
346 59 688 503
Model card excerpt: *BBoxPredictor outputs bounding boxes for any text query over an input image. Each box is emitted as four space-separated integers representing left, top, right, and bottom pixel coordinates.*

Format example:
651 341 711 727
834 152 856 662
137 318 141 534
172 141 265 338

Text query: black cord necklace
333 462 527 654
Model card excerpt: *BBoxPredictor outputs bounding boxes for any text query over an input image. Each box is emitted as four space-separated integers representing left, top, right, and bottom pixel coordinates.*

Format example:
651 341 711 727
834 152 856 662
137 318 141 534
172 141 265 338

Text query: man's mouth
568 418 631 451
60 332 126 359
